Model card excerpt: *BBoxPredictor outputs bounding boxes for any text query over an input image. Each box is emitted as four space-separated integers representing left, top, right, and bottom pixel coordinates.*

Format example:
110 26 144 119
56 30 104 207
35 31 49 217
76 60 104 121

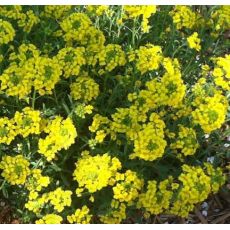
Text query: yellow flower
99 199 126 224
97 44 126 74
129 44 162 75
0 117 17 145
56 47 86 78
170 6 197 30
73 153 121 194
187 32 201 51
67 205 92 224
0 155 30 185
35 214 63 224
14 107 41 137
0 19 15 44
70 75 99 102
38 116 77 161
113 170 144 203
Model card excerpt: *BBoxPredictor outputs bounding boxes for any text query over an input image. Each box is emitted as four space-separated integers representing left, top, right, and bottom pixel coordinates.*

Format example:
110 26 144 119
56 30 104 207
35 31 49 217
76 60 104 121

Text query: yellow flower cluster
38 116 77 161
212 54 230 91
56 47 86 78
0 63 32 98
130 58 185 110
0 155 30 185
113 170 144 203
9 43 40 65
0 107 41 144
137 178 174 215
170 125 199 156
204 163 226 193
25 169 50 192
0 6 22 20
123 6 157 32
0 19 15 44
169 6 197 30
110 106 146 140
17 10 40 33
73 153 121 194
70 76 99 102
192 93 228 133
129 44 162 75
0 117 16 145
86 5 109 16
130 113 166 161
25 187 72 214
0 6 39 33
45 188 72 212
35 214 63 224
31 56 62 95
97 44 126 74
75 103 93 118
60 12 92 43
169 164 222 217
187 32 201 51
89 114 110 133
14 107 41 137
99 199 126 224
67 205 92 224
211 6 230 31
0 46 62 98
42 5 72 19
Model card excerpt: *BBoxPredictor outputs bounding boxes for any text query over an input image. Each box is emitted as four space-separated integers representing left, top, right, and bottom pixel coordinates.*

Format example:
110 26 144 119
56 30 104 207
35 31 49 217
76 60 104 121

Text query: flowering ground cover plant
0 5 230 224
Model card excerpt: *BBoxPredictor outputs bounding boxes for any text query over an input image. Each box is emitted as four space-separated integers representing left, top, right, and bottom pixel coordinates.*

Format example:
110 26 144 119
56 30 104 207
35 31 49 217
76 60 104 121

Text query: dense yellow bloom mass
31 56 62 95
192 93 228 133
14 107 41 137
110 106 146 140
67 205 92 224
187 32 201 51
169 164 225 217
38 116 77 161
0 19 15 44
0 155 30 185
129 58 185 111
170 125 199 156
70 76 99 102
130 113 166 161
56 47 86 78
129 44 162 75
9 43 40 65
170 6 197 30
212 54 230 91
0 5 229 224
211 6 230 31
60 12 92 43
73 153 121 194
45 188 72 212
137 178 174 214
26 187 72 214
35 214 63 224
97 44 126 74
0 63 33 98
99 199 126 224
113 170 144 203
0 117 17 145
42 5 72 19
25 169 50 192
123 6 157 32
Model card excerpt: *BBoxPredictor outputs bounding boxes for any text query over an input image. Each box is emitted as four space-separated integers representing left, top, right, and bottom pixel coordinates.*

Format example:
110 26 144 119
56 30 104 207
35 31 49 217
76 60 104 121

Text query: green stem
32 89 36 109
